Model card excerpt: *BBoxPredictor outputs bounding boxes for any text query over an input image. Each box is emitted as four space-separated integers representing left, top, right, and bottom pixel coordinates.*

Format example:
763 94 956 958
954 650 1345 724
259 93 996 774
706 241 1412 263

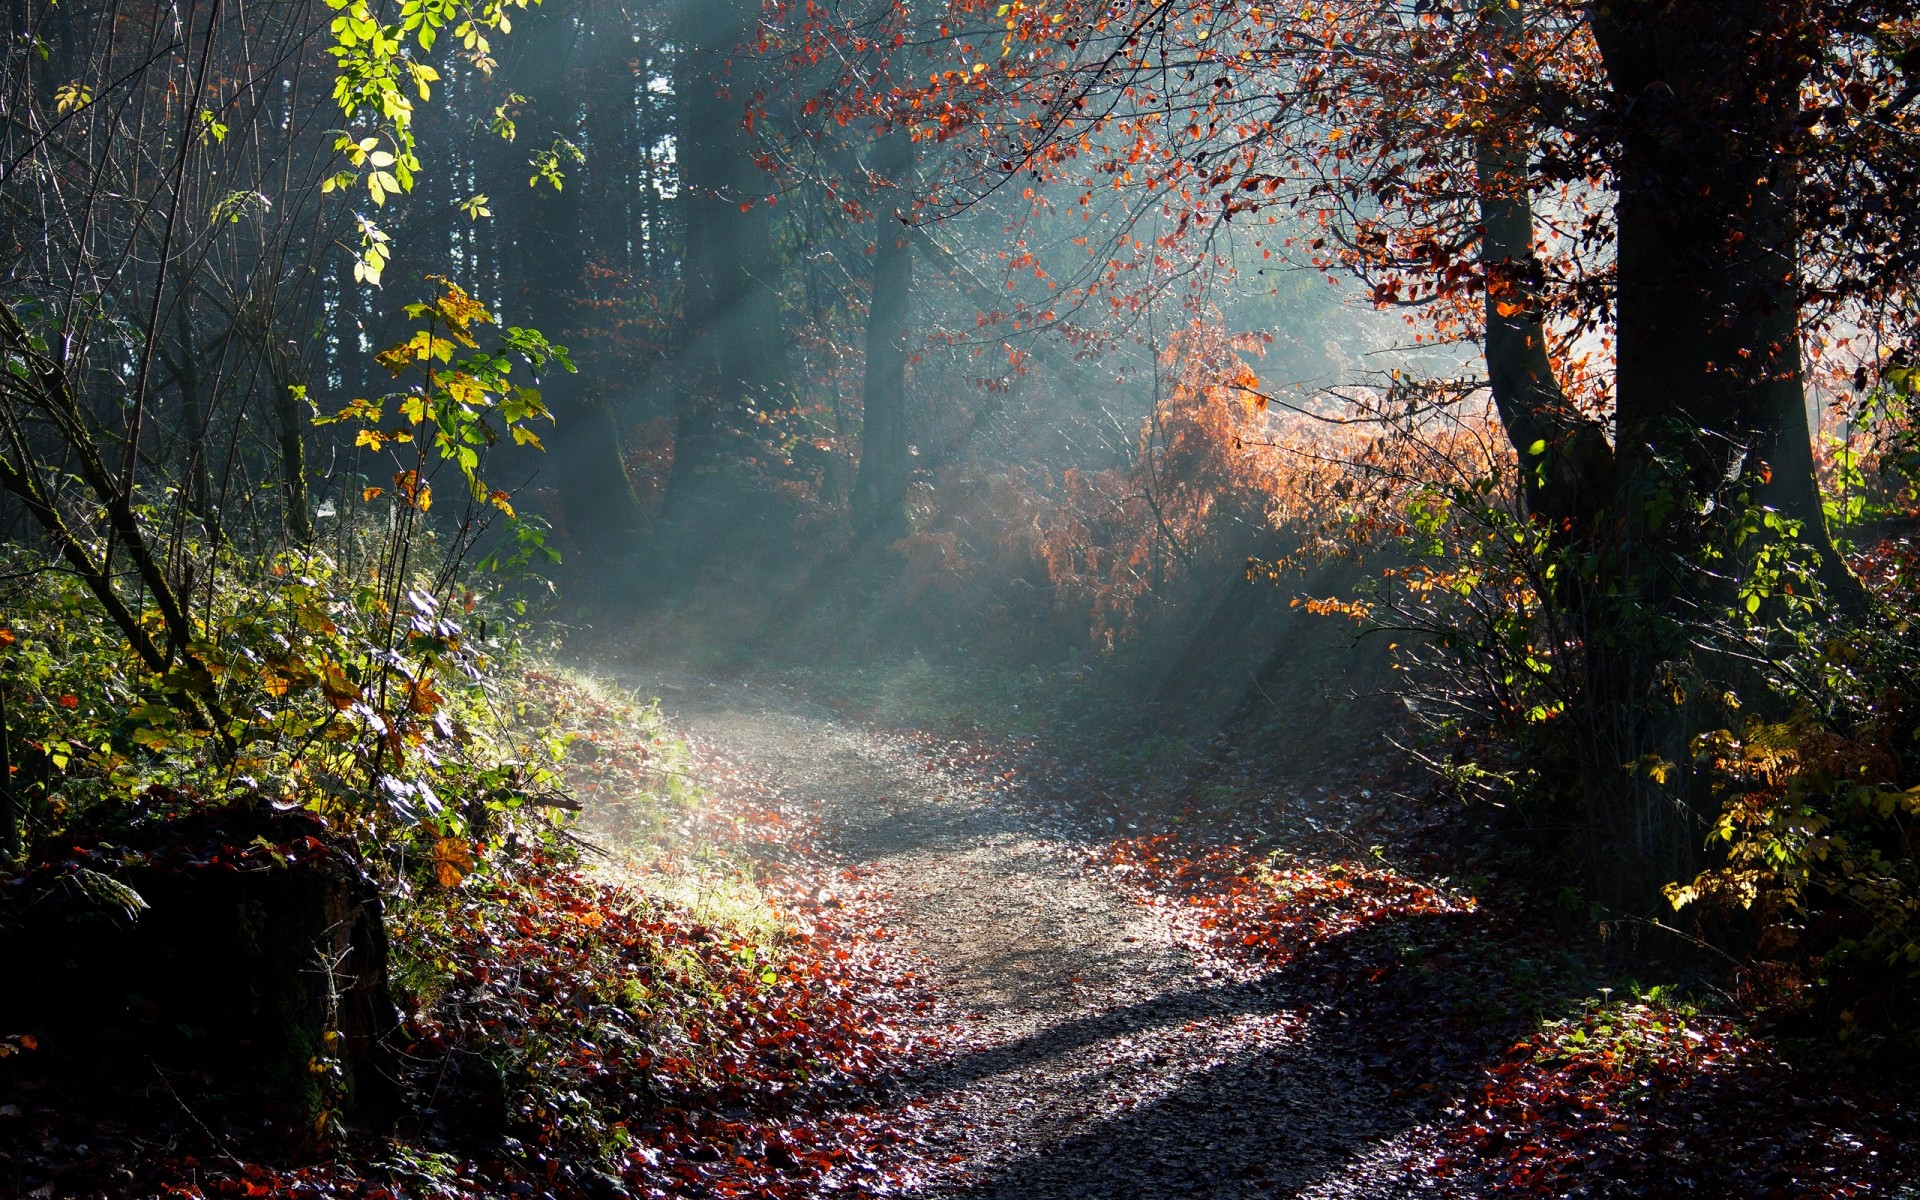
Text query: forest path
600 671 1420 1199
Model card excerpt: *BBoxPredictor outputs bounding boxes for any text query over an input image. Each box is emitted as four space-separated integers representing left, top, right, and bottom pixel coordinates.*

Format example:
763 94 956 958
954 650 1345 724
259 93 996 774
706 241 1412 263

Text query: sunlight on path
595 672 1425 1198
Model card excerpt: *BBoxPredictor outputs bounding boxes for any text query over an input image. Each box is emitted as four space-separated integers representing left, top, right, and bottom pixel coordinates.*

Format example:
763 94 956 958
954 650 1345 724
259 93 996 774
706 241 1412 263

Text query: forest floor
603 670 1395 1197
584 666 1920 1199
7 660 1917 1198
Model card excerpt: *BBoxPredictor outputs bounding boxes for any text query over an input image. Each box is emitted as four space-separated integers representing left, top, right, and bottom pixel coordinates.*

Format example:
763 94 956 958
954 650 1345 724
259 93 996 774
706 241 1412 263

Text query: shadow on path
891 909 1536 1198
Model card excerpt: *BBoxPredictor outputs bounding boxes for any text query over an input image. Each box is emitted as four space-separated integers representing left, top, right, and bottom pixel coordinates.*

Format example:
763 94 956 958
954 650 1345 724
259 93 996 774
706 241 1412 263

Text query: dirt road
603 673 1426 1198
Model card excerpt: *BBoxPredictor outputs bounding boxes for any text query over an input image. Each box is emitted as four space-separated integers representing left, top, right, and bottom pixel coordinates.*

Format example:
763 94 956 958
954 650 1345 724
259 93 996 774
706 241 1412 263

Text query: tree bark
169 305 217 535
1587 0 1859 605
1475 116 1612 534
271 375 316 544
1468 1 1868 897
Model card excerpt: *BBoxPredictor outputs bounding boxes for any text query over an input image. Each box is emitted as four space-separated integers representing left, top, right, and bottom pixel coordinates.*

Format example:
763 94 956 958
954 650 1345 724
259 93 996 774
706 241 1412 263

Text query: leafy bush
0 279 571 866
1662 581 1920 1042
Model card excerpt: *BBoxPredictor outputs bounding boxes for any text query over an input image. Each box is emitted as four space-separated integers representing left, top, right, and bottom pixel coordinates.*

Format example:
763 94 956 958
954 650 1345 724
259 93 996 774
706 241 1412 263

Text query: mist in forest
7 1 1920 1193
2 0 1425 755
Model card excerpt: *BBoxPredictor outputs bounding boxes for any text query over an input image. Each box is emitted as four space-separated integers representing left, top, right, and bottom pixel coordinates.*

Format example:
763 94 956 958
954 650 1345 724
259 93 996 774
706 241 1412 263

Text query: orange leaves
393 469 432 512
1099 833 1472 972
1291 594 1375 622
431 835 474 887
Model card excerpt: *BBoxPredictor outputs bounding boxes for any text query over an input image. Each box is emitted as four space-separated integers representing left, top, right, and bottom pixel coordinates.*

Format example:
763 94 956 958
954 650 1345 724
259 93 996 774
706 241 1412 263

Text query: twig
151 1061 244 1168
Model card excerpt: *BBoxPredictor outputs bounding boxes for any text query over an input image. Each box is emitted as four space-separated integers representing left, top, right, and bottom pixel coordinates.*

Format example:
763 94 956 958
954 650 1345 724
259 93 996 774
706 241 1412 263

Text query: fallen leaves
1097 833 1472 973
392 852 928 1199
1406 999 1920 1198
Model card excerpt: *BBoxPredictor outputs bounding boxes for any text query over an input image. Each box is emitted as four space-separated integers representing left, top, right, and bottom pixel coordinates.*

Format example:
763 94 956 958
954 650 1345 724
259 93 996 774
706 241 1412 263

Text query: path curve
603 672 1423 1199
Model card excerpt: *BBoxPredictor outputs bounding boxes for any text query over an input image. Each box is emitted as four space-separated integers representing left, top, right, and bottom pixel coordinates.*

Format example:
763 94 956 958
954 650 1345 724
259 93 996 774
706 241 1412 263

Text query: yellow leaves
353 426 413 450
432 836 474 887
1664 867 1762 912
317 396 380 426
399 329 456 364
406 60 439 101
54 81 93 115
443 371 486 408
351 215 390 285
321 278 555 570
1663 880 1702 911
1634 754 1676 786
427 276 493 340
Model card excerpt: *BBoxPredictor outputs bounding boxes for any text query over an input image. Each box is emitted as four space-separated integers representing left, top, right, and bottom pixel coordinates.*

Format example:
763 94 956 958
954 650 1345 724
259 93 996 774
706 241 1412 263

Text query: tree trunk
1470 1 1864 900
658 0 795 564
170 306 217 536
1475 117 1612 534
1590 0 1857 603
504 4 644 584
271 375 316 544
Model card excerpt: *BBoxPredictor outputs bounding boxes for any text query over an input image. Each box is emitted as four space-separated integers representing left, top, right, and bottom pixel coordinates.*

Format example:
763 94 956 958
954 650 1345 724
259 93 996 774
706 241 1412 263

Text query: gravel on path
599 672 1431 1199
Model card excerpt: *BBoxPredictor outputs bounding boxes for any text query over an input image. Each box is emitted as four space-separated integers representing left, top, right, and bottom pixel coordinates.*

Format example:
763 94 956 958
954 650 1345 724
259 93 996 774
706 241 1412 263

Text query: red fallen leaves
4 663 939 1200
6 847 932 1200
1091 832 1918 1197
1098 833 1472 971
1408 1002 1920 1198
399 854 930 1199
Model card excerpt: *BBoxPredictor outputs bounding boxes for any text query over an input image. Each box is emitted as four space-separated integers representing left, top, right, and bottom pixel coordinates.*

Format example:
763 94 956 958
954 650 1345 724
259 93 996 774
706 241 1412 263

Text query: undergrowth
1095 830 1919 1197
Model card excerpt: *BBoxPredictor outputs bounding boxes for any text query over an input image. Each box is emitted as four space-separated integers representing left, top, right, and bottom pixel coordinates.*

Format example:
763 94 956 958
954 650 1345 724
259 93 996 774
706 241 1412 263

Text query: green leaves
323 0 540 282
322 279 560 560
528 138 584 191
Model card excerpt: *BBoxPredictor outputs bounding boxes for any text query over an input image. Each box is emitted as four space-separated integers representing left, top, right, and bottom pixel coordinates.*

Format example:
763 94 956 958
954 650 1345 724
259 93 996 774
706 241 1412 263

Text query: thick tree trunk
850 134 915 542
1589 0 1857 604
1471 1 1863 900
